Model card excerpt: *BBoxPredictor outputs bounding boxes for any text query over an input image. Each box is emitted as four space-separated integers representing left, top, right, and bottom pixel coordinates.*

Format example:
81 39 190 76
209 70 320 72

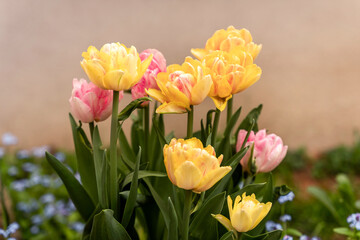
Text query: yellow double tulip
81 43 153 91
146 57 212 114
163 138 231 193
191 26 262 60
213 193 272 233
204 49 262 111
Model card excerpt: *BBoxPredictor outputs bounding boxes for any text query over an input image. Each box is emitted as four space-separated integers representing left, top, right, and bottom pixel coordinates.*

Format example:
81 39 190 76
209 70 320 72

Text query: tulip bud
69 78 123 123
236 129 288 173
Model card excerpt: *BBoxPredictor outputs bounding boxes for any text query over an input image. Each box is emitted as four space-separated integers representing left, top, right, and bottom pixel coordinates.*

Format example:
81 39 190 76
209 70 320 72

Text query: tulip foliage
46 26 291 240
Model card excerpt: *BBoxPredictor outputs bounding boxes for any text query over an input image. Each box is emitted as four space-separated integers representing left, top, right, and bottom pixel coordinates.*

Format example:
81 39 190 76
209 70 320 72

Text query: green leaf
118 97 152 121
286 228 302 237
46 152 95 221
236 104 262 136
167 197 178 240
92 126 107 208
308 186 342 224
220 232 233 240
224 107 241 137
152 113 168 147
190 192 226 240
90 209 131 240
121 148 141 228
69 113 98 203
122 171 166 188
119 129 136 166
242 230 282 240
333 227 354 236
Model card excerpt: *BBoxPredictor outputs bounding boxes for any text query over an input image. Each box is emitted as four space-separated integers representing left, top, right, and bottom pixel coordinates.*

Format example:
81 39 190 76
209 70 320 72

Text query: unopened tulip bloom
131 49 166 104
69 78 123 123
81 43 153 91
213 193 271 233
191 26 262 60
163 138 231 193
204 49 261 111
236 129 288 173
146 57 212 113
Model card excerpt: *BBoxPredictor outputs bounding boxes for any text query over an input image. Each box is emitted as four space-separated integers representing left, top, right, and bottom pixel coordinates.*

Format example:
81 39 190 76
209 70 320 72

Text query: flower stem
109 90 119 217
211 109 221 146
187 106 194 139
182 190 192 240
227 98 233 124
144 105 150 162
89 122 94 142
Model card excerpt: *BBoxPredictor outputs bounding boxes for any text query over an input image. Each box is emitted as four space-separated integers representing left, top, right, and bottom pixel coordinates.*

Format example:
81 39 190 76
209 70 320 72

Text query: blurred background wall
1 0 360 154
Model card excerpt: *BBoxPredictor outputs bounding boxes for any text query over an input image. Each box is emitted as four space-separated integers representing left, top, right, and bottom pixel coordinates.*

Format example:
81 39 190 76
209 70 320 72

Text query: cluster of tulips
48 26 289 240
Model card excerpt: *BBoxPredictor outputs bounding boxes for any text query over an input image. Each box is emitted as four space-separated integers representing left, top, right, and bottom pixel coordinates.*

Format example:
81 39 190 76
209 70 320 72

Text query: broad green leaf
242 230 282 240
90 209 131 240
122 171 166 188
118 97 152 121
119 129 136 166
308 186 342 224
336 174 355 209
220 231 233 240
167 197 178 240
236 104 262 136
333 227 354 236
92 126 107 208
46 152 95 221
190 192 226 240
69 113 98 203
121 149 141 228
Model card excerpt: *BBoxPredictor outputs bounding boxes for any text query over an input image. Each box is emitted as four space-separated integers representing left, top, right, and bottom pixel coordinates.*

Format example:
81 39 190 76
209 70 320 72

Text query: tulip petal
138 54 153 80
156 102 187 114
146 89 167 103
81 60 105 89
212 214 235 232
103 70 124 91
210 95 232 112
194 166 231 192
190 74 212 105
69 97 94 123
166 84 191 109
174 161 202 191
252 202 272 228
231 208 253 232
191 48 208 60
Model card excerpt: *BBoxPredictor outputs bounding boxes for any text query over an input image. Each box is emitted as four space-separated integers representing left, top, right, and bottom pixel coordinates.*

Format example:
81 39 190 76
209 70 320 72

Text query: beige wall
1 0 360 154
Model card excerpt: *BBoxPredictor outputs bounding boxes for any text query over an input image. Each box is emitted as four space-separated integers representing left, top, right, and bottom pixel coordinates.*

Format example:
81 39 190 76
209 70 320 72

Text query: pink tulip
131 49 166 104
69 78 123 123
236 129 288 173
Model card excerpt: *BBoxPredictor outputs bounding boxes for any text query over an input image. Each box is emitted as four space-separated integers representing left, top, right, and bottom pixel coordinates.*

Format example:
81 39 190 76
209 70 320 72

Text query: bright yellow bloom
204 49 262 111
163 138 231 193
146 57 212 114
81 43 153 91
191 26 262 60
213 193 272 233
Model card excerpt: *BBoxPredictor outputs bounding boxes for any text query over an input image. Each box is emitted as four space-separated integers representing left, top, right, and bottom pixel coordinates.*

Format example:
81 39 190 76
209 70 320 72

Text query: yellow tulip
213 193 272 233
163 138 231 193
191 26 262 60
204 49 262 111
146 57 212 114
81 43 153 91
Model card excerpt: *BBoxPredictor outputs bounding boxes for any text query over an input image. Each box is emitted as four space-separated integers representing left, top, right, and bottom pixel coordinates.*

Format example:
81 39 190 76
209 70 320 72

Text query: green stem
227 98 233 124
182 190 192 240
144 105 150 163
211 109 221 146
89 122 94 142
110 90 119 217
187 106 194 139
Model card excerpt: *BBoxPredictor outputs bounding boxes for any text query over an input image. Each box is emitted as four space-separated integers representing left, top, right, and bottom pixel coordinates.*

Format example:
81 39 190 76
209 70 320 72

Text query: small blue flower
2 133 18 146
7 166 19 177
282 235 293 240
54 152 66 162
0 222 19 238
0 147 5 158
300 236 309 240
40 193 55 204
70 222 85 233
32 145 50 158
40 175 52 187
16 200 39 213
30 225 40 235
22 162 38 172
278 191 295 204
265 221 282 232
347 213 360 230
44 204 57 218
67 200 76 211
11 179 29 191
280 214 292 222
31 215 43 225
311 237 321 240
16 149 30 159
